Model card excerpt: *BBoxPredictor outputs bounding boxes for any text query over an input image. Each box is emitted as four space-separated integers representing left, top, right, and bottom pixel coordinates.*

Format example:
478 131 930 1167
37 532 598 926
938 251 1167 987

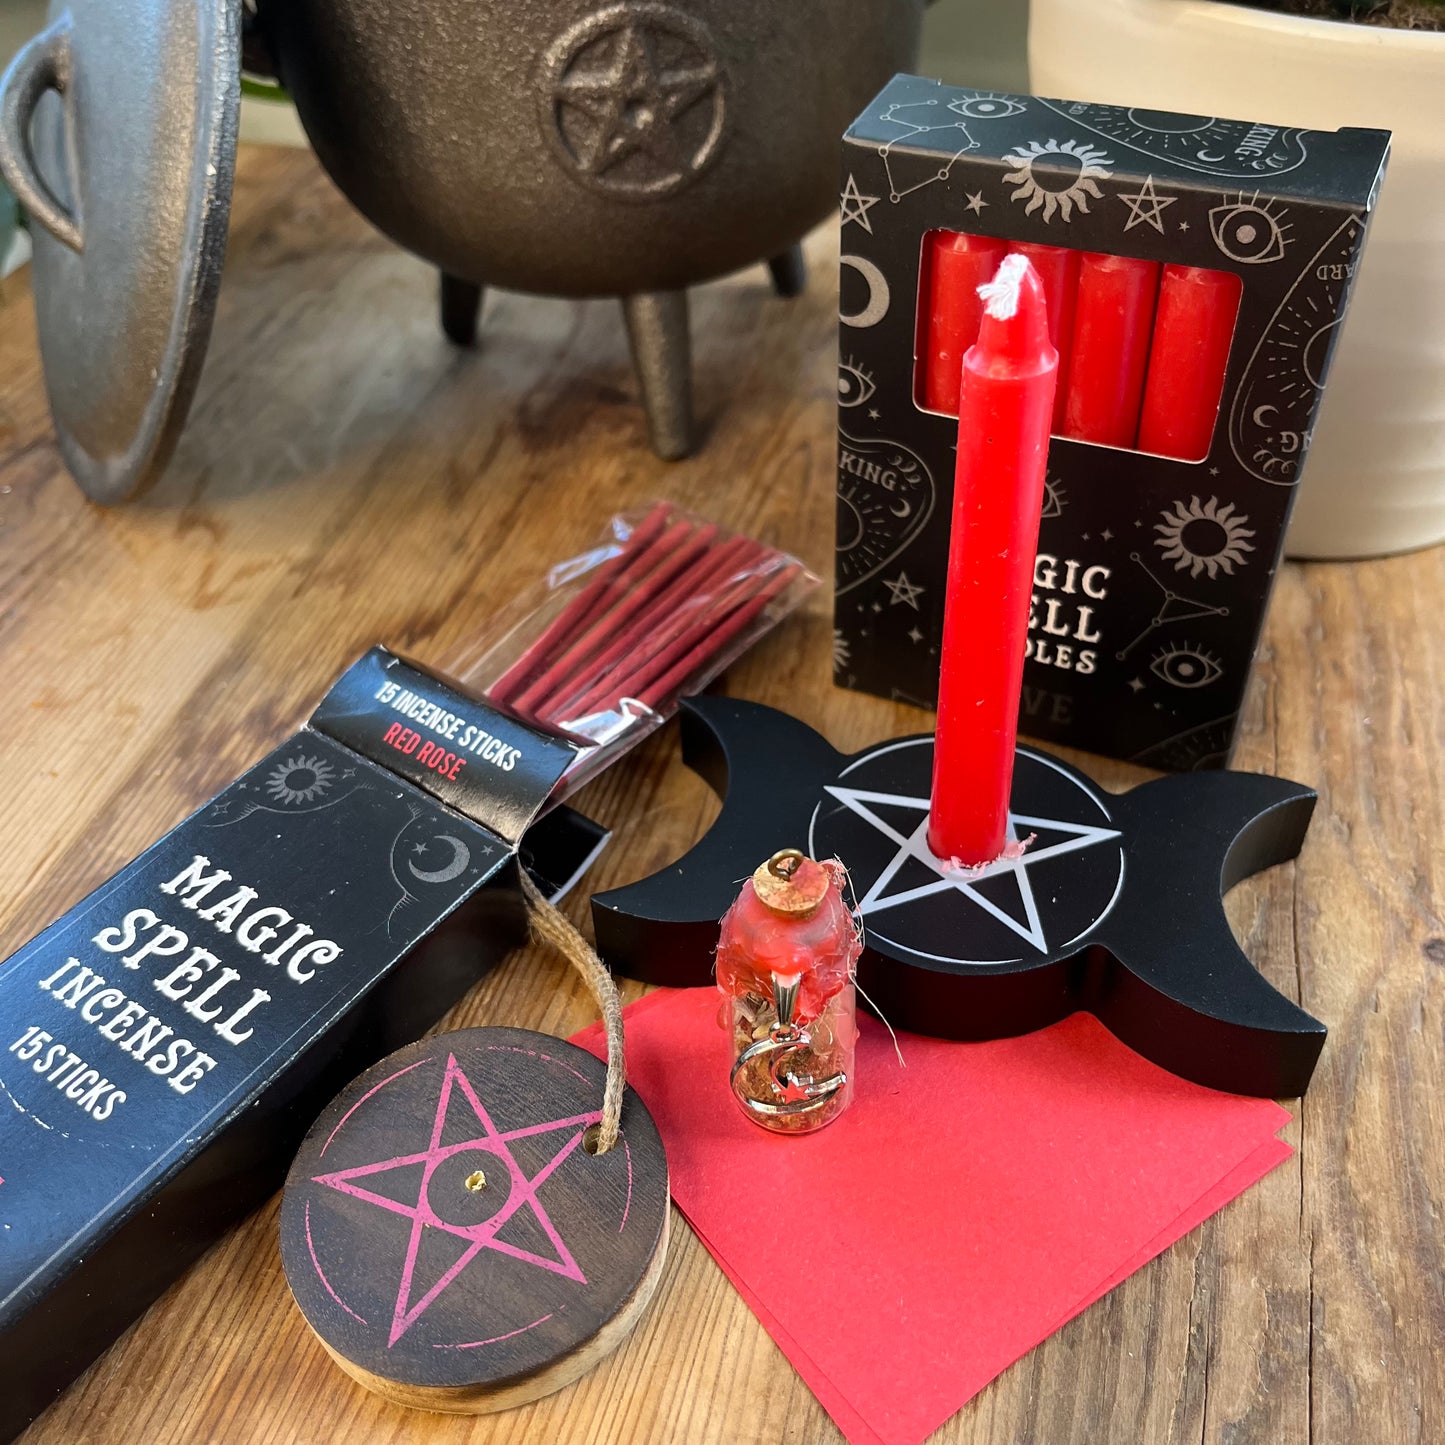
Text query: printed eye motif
1208 196 1290 264
1150 643 1224 690
838 358 877 409
949 95 1027 121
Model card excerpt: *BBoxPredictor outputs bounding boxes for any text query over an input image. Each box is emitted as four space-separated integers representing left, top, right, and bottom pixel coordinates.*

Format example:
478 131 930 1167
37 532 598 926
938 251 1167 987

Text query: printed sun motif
1001 139 1112 223
265 754 337 806
833 629 852 671
1154 496 1256 579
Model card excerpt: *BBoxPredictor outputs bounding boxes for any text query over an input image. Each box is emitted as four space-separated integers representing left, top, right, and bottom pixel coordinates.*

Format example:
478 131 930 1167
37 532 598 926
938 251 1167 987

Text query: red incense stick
553 544 771 722
524 521 726 718
636 564 803 710
487 501 672 704
546 536 763 721
511 520 709 716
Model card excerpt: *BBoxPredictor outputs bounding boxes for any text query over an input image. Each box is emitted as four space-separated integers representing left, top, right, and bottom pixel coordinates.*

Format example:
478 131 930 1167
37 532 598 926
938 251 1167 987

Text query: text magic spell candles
929 255 1058 868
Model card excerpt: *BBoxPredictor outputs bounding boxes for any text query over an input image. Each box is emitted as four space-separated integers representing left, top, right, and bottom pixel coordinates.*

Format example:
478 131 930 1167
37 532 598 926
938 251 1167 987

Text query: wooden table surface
1 146 1440 1445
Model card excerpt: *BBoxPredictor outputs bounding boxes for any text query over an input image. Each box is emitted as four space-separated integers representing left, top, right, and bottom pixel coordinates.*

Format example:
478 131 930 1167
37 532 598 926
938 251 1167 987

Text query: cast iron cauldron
0 0 928 503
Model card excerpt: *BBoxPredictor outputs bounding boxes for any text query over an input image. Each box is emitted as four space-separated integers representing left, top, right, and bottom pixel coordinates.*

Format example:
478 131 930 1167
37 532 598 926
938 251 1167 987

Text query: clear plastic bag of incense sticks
448 503 819 800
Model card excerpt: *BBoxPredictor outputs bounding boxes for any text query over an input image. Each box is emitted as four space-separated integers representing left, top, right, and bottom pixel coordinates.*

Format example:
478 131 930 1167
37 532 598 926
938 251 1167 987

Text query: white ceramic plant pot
1030 0 1445 557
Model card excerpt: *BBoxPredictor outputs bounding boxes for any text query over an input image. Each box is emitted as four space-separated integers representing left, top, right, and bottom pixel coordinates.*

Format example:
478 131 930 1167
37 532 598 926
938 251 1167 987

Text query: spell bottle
716 850 861 1134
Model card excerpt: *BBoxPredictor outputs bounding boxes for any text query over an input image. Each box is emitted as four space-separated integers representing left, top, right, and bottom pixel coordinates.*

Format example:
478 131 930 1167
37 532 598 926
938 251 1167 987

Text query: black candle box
834 74 1390 769
0 647 608 1441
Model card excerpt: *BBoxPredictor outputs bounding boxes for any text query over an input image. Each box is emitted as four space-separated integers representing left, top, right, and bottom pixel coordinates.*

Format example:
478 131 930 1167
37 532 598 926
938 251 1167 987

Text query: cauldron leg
439 273 484 347
768 245 807 299
622 291 693 461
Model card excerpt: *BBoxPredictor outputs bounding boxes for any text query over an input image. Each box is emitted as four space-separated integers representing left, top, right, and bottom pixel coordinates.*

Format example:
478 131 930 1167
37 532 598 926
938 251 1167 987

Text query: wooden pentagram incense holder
0 647 608 1442
592 696 1326 1099
281 1027 669 1414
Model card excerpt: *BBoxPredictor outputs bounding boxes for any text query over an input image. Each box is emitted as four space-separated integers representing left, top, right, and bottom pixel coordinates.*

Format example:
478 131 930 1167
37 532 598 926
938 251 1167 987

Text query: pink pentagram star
312 1053 602 1346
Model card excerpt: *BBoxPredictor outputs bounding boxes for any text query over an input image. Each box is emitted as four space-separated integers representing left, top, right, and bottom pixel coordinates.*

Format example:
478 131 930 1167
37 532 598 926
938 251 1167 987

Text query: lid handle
0 18 82 253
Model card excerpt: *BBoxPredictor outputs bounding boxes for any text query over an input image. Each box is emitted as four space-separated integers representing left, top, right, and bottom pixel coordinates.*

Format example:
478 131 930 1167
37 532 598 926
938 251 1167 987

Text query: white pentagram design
840 174 881 232
883 571 924 609
823 785 1120 955
809 739 1126 966
1117 175 1176 233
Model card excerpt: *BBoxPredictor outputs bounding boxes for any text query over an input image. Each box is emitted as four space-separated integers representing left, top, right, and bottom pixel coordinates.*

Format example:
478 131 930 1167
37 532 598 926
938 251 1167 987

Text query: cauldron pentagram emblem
539 3 730 200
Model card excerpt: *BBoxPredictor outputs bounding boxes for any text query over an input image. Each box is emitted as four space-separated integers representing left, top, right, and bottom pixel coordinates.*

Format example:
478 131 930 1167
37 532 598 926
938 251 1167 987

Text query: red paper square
576 989 1290 1445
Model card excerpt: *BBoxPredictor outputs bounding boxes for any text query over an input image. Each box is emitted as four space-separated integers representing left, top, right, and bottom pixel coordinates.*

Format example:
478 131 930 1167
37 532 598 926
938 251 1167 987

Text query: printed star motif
840 174 881 232
867 407 881 420
312 1054 600 1347
554 22 720 180
964 191 988 214
412 842 430 855
884 571 925 610
823 785 1121 953
1128 677 1146 693
1178 219 1191 232
1118 175 1176 233
1101 528 1114 541
907 627 924 644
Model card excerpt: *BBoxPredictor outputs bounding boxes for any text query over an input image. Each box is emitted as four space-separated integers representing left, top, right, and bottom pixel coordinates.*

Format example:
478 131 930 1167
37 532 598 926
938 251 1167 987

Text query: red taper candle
1061 252 1160 448
920 230 1008 415
1009 242 1079 432
928 254 1059 868
1137 265 1243 461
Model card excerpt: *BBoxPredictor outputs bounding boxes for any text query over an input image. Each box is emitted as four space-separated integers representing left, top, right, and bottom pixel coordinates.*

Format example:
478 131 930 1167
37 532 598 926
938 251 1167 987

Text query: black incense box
0 647 607 1440
834 74 1390 769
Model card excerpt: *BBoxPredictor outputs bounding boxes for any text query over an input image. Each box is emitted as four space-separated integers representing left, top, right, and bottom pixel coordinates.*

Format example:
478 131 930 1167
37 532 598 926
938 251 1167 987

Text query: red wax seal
716 851 858 1025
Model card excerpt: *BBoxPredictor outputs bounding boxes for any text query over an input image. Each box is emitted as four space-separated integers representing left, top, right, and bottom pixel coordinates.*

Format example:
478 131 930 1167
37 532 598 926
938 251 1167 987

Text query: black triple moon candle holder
592 698 1326 1098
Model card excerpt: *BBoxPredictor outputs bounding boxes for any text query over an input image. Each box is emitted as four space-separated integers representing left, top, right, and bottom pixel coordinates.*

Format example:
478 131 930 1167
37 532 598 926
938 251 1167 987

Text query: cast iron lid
0 0 241 503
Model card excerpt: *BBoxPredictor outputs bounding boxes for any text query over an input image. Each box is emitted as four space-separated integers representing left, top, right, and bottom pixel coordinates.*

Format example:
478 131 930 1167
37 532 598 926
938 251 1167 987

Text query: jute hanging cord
518 867 625 1155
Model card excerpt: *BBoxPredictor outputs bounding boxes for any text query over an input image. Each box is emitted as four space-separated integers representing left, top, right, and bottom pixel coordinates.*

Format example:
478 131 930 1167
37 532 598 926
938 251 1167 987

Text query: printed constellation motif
1116 553 1230 660
875 100 981 201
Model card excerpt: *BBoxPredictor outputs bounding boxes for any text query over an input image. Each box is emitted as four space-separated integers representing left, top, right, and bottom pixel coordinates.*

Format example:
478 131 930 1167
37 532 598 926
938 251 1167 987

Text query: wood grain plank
0 144 1439 1445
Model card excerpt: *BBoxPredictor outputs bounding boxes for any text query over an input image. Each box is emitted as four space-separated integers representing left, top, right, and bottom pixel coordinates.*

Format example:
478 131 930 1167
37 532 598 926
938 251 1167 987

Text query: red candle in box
1009 241 1079 432
1137 265 1243 462
1062 252 1160 448
920 230 1008 415
928 254 1058 867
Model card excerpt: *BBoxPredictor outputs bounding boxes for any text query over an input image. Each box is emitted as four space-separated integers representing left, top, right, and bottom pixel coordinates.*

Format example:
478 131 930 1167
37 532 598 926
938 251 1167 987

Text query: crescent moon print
1036 100 1310 179
836 430 936 595
386 806 486 936
408 835 472 885
839 255 890 329
591 698 1328 1097
1229 212 1364 484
